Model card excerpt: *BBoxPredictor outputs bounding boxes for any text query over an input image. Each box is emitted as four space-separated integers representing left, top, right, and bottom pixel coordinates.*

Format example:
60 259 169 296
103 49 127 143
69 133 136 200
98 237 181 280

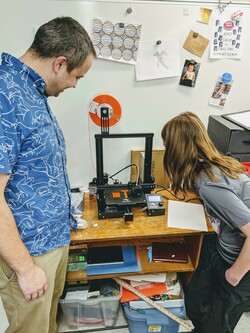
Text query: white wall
0 298 8 332
1 0 250 189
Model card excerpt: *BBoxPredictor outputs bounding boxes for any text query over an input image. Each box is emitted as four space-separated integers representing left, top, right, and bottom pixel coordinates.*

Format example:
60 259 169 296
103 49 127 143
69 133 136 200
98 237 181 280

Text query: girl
161 112 250 333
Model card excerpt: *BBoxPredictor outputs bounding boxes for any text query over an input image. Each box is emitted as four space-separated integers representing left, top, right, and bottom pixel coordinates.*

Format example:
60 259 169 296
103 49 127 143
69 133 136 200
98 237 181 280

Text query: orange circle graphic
89 94 122 127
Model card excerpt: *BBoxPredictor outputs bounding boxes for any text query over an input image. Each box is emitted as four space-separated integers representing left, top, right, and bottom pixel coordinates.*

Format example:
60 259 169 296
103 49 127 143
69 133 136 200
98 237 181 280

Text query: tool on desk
145 193 165 216
114 277 193 331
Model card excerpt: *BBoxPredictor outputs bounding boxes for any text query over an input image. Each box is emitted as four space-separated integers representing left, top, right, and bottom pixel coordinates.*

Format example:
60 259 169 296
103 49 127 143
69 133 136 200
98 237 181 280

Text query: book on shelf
152 241 189 263
87 245 124 266
86 245 141 276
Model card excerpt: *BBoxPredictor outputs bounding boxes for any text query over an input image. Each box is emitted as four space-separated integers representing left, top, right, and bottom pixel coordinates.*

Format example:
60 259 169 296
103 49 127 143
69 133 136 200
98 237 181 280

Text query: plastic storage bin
123 300 185 333
59 281 121 329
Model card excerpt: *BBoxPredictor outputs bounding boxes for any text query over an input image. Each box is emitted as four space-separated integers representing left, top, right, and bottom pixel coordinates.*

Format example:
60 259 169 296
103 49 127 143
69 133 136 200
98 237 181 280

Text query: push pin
119 22 125 28
193 32 199 38
126 7 132 14
156 40 161 45
221 72 232 84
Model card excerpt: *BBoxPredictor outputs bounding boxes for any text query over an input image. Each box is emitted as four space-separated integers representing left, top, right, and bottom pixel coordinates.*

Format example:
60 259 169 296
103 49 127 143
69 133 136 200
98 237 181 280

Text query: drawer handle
241 140 250 145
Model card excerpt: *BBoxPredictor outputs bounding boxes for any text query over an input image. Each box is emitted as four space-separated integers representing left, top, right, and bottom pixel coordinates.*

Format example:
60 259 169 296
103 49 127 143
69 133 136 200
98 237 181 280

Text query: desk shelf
67 194 211 282
66 237 201 282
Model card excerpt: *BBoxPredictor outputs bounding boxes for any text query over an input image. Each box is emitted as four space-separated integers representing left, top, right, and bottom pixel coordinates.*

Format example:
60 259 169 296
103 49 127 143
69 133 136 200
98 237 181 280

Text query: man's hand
16 264 48 301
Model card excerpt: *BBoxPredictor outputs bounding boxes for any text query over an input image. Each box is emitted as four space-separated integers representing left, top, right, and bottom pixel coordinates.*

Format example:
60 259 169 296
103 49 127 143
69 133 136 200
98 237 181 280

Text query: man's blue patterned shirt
0 53 77 256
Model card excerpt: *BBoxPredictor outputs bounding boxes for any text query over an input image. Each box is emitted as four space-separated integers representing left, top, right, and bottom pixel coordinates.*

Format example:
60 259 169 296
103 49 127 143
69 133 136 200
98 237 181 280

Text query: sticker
148 326 162 332
88 101 99 114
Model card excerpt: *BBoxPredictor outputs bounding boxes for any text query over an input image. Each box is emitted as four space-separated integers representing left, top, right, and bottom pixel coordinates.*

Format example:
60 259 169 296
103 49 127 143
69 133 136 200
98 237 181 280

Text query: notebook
86 246 141 275
87 246 124 266
152 241 189 263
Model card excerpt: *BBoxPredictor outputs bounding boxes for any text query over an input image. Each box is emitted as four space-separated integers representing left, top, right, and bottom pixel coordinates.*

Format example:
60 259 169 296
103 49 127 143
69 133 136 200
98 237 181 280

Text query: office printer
207 115 250 162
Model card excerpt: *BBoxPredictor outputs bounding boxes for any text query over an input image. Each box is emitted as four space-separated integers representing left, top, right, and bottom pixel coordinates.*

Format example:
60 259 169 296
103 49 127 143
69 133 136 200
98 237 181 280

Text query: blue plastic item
221 72 232 83
123 302 186 333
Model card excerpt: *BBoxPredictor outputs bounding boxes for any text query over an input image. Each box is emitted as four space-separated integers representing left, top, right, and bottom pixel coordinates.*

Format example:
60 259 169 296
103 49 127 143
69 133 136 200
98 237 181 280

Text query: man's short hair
29 16 96 72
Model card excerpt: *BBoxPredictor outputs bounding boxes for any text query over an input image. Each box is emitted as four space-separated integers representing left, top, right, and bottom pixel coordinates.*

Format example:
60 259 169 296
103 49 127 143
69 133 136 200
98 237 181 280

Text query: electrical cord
154 185 201 203
109 163 140 184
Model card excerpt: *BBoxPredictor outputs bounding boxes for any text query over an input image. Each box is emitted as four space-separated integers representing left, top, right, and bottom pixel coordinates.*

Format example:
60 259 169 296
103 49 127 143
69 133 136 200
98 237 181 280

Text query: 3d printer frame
94 133 155 220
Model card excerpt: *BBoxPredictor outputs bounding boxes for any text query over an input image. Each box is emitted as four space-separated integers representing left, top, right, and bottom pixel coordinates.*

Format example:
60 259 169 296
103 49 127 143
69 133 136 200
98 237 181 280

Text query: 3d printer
90 133 156 221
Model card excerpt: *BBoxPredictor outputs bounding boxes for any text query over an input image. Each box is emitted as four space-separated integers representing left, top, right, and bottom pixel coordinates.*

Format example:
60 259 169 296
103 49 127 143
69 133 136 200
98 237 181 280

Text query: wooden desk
67 193 212 282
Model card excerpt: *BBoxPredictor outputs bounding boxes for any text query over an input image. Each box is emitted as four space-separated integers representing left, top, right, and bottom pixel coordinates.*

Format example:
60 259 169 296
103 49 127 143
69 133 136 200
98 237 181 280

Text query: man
0 16 95 333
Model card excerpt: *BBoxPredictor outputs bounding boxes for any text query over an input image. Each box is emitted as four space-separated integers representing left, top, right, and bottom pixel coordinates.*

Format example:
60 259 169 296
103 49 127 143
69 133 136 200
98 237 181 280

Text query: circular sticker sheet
88 94 122 127
92 18 142 64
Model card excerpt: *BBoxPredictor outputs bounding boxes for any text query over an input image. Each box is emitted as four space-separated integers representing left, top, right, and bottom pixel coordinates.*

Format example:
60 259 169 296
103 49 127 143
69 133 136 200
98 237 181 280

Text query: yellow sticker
148 326 162 332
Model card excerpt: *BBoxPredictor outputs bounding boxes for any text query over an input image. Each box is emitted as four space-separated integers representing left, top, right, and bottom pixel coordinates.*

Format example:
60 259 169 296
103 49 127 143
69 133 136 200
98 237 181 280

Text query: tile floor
57 305 250 333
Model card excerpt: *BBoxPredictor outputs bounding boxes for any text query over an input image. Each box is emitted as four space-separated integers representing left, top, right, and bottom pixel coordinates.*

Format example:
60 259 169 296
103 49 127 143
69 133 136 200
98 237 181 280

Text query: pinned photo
209 77 233 107
179 59 200 88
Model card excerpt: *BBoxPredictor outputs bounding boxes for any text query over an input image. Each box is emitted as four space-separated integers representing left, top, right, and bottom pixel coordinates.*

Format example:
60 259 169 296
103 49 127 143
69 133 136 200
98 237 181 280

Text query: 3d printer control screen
147 195 162 202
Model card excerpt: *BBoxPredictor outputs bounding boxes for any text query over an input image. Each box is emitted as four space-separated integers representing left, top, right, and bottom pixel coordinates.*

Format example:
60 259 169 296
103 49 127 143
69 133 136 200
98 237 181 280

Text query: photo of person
209 78 233 107
179 59 200 88
212 82 230 99
219 98 226 106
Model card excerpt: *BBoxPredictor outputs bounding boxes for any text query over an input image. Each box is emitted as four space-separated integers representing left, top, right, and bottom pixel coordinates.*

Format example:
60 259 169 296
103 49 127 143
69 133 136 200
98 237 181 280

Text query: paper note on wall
183 30 210 57
92 17 142 64
135 39 180 81
210 14 244 59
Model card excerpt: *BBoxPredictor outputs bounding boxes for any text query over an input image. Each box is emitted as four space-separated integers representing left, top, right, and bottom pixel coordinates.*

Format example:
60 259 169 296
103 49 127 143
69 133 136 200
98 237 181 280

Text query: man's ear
54 56 67 74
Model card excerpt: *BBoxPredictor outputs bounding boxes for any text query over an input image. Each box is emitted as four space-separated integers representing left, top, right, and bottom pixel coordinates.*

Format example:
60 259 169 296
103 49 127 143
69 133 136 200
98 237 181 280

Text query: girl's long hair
161 112 244 195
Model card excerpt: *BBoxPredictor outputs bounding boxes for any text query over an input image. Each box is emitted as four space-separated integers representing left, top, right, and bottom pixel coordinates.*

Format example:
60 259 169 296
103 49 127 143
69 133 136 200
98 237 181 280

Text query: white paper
122 273 167 283
226 112 250 128
135 39 180 81
210 13 244 59
167 200 208 231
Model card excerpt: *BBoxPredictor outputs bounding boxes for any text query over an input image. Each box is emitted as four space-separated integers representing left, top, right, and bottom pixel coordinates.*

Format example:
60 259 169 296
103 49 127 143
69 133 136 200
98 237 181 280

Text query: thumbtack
119 23 125 28
221 72 232 83
156 40 162 45
193 32 199 38
126 7 132 14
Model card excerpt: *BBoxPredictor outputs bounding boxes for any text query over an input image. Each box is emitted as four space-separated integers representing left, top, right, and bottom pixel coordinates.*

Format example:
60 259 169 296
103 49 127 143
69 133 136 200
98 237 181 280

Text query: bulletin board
1 0 250 188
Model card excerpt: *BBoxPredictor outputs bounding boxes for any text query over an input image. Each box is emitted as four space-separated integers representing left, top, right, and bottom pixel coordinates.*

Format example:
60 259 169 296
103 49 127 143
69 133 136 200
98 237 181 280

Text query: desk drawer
230 153 250 162
229 131 250 154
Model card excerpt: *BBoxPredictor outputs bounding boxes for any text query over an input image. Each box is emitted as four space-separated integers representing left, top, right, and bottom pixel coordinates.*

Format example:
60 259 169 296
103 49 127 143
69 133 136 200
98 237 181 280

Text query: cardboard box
131 149 167 187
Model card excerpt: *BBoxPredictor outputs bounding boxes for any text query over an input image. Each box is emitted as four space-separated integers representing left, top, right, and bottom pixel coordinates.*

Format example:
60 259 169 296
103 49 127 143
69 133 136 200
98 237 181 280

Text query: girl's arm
225 222 250 286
